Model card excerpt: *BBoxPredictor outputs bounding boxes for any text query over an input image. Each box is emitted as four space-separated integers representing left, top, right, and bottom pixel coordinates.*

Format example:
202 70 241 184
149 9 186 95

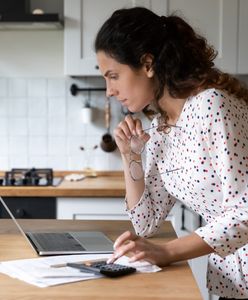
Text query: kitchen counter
0 219 202 299
0 171 125 197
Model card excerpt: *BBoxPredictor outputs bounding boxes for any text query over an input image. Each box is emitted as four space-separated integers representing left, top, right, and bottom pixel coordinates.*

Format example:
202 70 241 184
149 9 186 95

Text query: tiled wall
0 76 125 171
0 75 247 171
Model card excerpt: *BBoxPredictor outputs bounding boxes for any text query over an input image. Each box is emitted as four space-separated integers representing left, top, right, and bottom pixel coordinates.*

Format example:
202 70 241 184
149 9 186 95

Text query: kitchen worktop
0 219 202 299
0 171 125 197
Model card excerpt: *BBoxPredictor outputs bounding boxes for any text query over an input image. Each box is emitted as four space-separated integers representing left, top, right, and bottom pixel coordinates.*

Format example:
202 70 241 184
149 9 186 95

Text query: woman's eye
109 75 118 80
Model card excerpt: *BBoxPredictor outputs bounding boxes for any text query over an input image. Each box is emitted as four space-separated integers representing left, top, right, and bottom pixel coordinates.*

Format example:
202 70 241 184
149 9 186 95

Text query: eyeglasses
129 123 183 181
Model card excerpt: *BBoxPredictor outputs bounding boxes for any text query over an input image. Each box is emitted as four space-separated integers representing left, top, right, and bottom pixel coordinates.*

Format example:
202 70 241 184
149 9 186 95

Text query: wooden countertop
0 171 125 197
0 219 202 300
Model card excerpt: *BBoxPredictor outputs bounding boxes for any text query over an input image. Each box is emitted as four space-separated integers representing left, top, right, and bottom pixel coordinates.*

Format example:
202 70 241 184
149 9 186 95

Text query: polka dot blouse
126 88 248 299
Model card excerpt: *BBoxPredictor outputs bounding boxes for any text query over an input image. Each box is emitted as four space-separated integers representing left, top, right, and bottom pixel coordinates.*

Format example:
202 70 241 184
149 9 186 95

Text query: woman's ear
140 54 154 78
147 69 154 78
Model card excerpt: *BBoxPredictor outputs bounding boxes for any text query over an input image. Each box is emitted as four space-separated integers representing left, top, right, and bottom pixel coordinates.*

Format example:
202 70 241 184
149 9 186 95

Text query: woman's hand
107 231 170 267
114 114 150 155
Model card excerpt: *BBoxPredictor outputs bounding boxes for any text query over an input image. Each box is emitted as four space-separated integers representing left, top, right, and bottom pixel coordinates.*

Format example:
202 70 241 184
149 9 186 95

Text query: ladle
100 97 117 152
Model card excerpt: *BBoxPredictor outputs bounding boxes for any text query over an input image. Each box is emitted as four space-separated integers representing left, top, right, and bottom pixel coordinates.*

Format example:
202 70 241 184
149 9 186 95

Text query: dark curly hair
95 6 248 117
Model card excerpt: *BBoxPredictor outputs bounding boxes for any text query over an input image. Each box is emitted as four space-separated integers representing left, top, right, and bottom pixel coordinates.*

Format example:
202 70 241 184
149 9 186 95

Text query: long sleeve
195 89 248 257
126 116 177 237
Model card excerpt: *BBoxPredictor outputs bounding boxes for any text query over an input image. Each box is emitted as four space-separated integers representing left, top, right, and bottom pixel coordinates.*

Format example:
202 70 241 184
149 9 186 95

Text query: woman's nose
106 85 117 98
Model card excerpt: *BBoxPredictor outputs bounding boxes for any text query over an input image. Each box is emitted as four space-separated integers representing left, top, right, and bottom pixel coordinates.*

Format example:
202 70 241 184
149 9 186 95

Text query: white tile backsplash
48 117 67 136
27 78 47 97
0 76 125 170
29 156 48 168
0 79 8 97
91 154 111 170
9 79 27 97
67 116 87 136
67 95 83 117
28 118 47 136
0 156 9 170
9 118 28 136
9 155 28 168
0 118 8 136
29 136 47 155
28 97 47 117
68 155 85 170
47 155 68 170
0 98 9 117
9 136 28 155
48 136 67 155
47 79 66 97
48 97 66 117
9 98 27 117
67 136 85 155
0 137 9 155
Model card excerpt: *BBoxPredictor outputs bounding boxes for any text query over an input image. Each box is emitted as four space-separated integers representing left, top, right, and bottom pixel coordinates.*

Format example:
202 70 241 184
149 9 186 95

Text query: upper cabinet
238 0 248 74
64 0 248 76
151 0 248 74
64 0 150 76
150 0 238 73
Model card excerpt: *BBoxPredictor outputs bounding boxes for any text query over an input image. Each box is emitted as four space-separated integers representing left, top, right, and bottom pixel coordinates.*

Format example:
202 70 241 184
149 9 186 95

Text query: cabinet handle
15 208 26 218
181 204 186 230
95 65 99 70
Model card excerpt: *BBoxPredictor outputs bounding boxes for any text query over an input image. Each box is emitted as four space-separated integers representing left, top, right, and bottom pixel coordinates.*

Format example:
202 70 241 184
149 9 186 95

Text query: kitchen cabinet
238 0 248 73
56 197 128 220
0 197 56 219
64 0 150 76
150 0 239 74
64 0 248 76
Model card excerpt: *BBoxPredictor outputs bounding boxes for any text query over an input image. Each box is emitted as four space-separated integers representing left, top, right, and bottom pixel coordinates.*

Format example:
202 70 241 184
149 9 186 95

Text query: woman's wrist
121 152 141 164
161 233 214 266
160 242 176 266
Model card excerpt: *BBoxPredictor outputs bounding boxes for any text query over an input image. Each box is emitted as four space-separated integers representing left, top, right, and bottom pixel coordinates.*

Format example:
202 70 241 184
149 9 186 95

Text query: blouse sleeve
195 89 248 257
126 116 177 238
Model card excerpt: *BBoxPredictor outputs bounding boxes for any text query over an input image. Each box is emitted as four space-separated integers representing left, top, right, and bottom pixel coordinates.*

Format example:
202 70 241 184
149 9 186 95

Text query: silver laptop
0 196 114 256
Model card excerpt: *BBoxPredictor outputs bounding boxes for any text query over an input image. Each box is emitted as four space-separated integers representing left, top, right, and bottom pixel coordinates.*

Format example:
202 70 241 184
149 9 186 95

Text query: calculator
67 260 136 278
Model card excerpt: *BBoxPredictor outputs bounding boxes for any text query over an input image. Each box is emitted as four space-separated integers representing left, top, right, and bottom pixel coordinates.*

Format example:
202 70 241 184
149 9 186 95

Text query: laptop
0 196 114 256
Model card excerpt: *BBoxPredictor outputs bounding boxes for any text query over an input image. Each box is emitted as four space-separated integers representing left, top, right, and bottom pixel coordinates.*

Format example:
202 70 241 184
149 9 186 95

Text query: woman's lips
119 99 128 106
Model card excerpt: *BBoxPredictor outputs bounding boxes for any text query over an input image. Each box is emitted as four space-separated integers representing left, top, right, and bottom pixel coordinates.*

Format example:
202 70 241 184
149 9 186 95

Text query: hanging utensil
100 97 117 152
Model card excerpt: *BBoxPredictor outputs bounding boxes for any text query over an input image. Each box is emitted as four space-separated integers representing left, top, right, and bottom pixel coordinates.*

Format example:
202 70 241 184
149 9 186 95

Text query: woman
95 7 248 300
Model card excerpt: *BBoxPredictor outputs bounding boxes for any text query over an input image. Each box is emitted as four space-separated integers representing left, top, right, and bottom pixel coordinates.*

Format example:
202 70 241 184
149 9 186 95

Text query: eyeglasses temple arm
142 124 182 132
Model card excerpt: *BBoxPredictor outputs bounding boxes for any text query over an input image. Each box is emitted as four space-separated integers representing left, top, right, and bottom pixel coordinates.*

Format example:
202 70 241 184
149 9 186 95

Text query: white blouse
127 88 248 299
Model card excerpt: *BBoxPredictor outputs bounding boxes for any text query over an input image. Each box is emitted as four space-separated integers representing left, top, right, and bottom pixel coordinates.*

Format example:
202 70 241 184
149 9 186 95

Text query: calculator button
90 261 136 277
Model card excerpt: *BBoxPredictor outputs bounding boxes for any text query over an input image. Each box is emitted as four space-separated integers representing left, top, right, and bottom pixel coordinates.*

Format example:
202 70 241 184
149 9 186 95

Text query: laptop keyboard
30 232 85 251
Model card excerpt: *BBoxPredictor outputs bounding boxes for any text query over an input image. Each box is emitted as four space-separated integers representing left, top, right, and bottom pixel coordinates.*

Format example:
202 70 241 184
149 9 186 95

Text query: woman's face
96 51 155 113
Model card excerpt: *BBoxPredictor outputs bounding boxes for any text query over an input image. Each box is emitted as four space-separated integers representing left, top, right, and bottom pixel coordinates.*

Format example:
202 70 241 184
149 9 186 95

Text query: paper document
0 254 161 287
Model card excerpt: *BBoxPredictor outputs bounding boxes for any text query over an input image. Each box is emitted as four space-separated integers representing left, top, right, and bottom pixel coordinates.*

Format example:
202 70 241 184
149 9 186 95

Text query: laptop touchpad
70 231 113 251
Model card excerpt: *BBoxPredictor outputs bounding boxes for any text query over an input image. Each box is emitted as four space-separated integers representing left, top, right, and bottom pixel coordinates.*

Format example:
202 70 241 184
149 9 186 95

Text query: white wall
0 29 126 171
0 29 246 171
0 30 63 77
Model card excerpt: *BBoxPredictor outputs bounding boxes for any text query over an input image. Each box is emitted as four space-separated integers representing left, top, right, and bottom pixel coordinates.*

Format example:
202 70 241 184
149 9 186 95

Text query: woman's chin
126 105 147 114
128 108 140 114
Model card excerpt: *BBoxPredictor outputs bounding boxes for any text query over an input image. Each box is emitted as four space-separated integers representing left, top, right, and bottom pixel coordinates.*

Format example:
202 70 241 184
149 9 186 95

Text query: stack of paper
0 254 161 287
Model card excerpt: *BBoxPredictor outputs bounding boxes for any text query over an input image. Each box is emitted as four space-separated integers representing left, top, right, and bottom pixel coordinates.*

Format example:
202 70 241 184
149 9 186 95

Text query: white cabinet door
150 0 238 73
65 0 247 76
64 0 151 76
238 0 248 74
57 197 128 220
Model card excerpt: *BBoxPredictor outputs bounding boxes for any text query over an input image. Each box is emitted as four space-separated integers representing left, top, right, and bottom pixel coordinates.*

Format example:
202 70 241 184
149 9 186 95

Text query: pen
66 263 101 275
50 258 107 268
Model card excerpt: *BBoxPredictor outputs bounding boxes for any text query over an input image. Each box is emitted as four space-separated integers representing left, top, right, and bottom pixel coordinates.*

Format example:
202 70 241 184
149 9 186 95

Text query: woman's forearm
121 153 145 210
163 232 214 265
